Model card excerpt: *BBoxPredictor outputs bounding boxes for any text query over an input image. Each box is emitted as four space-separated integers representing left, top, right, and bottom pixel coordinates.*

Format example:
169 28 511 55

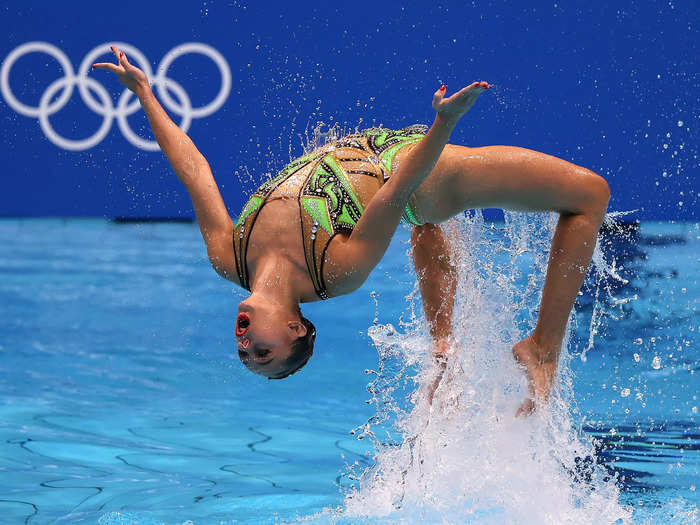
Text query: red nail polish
440 85 446 91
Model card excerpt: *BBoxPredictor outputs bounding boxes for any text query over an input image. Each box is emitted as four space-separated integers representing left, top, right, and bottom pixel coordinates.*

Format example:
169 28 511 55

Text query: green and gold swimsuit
233 125 427 300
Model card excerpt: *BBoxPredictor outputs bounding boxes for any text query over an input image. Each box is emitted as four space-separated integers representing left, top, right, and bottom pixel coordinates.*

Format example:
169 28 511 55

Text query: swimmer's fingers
433 81 490 122
117 48 132 69
432 85 447 109
91 62 121 74
93 45 149 94
92 46 125 74
109 45 131 70
457 80 491 95
446 81 490 105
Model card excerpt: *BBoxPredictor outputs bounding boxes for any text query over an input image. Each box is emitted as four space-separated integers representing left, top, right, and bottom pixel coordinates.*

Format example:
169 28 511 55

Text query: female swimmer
94 46 609 415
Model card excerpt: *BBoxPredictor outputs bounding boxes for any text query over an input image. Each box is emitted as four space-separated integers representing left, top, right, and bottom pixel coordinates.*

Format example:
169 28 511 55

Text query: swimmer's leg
410 145 610 415
410 223 457 404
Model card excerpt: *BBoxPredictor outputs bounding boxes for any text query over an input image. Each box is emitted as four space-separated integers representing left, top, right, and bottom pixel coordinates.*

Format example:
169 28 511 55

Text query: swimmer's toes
512 336 558 415
516 398 536 418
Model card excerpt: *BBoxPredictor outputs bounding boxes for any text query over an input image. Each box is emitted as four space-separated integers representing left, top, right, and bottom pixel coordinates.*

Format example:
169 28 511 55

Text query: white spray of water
306 210 633 524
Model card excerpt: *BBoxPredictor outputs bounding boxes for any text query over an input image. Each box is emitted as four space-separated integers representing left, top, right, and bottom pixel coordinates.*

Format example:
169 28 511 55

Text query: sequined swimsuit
232 125 427 300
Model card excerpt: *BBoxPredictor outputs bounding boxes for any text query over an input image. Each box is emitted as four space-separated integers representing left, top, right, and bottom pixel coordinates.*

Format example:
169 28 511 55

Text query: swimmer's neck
248 253 302 309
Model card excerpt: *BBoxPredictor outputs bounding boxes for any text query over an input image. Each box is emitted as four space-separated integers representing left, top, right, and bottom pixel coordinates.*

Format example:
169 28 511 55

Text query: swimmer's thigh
411 144 608 224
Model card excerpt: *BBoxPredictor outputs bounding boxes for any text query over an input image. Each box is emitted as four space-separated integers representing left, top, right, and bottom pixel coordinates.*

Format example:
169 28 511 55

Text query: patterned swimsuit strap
297 152 369 300
233 125 427 294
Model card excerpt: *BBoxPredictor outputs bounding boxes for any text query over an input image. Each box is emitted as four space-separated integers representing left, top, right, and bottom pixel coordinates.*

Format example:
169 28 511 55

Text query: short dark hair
268 316 316 380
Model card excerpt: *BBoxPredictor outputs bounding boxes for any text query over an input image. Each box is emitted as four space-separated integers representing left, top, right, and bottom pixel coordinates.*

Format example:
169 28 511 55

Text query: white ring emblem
1 41 231 151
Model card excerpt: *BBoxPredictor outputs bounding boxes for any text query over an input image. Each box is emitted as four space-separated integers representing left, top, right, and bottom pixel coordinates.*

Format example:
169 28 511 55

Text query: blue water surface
0 219 697 524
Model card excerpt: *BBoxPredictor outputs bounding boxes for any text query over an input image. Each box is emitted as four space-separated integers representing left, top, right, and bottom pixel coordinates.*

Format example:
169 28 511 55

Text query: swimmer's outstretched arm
335 82 489 280
93 46 236 280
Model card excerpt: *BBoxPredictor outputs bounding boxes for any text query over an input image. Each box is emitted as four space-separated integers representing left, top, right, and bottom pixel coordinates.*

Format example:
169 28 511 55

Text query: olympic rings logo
1 41 231 151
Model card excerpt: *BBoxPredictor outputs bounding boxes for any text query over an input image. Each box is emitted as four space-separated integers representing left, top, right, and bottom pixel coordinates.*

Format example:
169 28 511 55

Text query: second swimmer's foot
512 336 559 417
426 338 451 405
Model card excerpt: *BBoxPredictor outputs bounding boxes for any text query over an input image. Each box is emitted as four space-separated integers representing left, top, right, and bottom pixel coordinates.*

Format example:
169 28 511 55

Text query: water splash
317 210 634 524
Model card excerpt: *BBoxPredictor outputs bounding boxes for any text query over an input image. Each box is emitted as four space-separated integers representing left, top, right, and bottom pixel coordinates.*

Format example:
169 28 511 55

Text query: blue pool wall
1 0 697 220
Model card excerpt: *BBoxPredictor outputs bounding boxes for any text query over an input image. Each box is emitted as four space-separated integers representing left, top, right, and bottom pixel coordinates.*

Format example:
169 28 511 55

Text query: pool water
0 217 697 524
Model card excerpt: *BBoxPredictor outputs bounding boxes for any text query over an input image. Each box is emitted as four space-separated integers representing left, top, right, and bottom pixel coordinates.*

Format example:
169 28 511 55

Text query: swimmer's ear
287 320 308 338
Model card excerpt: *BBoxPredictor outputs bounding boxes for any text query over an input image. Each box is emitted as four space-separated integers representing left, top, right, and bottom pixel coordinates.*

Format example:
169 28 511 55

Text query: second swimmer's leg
410 145 610 414
411 223 457 404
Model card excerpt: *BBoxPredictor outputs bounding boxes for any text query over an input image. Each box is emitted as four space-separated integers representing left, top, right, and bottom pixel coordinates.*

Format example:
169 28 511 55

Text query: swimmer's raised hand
92 46 149 96
92 46 236 281
432 81 490 125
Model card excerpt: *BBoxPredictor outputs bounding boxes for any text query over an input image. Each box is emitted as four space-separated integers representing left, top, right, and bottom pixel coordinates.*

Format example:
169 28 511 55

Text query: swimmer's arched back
94 47 610 414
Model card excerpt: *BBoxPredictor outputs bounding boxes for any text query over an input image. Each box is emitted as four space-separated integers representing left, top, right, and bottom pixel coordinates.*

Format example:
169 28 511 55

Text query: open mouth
235 313 250 336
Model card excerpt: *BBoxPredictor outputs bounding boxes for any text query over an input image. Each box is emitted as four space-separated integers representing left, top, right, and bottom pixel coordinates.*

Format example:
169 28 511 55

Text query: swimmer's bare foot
512 335 559 417
427 339 451 405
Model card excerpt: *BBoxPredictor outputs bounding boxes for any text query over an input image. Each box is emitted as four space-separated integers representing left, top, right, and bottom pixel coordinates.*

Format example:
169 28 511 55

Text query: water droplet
652 356 662 369
677 120 684 127
634 338 643 345
621 388 631 397
633 353 640 362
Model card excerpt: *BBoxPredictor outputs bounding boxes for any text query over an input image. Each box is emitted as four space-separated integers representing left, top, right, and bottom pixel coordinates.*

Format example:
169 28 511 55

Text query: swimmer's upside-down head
236 297 316 379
